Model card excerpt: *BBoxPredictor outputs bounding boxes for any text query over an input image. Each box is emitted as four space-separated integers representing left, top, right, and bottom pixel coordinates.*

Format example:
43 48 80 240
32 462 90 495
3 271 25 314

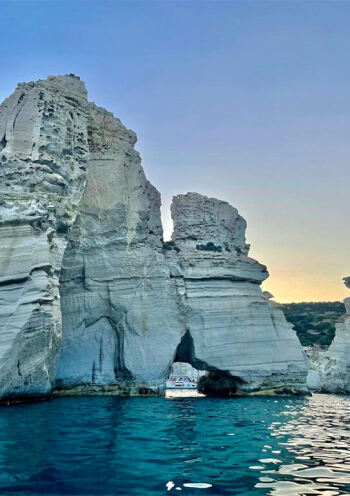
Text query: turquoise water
0 394 349 495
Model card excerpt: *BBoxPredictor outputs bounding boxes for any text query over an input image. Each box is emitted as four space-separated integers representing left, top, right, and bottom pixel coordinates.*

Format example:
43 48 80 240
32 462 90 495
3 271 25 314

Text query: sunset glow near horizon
1 0 349 303
161 201 349 304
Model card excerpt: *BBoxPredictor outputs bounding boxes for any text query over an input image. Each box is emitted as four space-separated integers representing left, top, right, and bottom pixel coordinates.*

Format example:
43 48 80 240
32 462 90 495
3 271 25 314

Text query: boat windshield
169 376 195 382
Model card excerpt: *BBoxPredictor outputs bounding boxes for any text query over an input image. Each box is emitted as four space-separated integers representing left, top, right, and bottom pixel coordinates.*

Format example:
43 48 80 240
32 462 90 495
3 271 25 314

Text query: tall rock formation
56 103 184 391
307 277 350 393
0 75 89 400
0 74 308 401
165 194 308 393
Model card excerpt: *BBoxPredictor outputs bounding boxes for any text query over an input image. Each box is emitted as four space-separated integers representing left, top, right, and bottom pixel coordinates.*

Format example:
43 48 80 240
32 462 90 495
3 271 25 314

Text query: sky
0 0 349 303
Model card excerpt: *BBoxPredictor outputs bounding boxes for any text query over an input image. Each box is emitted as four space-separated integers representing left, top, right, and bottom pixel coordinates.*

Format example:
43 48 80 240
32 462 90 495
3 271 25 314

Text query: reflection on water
255 394 350 495
0 394 348 495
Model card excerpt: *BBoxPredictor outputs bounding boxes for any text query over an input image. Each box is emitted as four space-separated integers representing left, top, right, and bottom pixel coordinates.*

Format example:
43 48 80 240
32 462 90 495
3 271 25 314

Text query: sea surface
0 393 349 495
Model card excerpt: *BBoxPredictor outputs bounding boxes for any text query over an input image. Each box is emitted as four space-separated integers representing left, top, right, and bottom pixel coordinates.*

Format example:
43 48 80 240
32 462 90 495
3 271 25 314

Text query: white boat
166 376 197 389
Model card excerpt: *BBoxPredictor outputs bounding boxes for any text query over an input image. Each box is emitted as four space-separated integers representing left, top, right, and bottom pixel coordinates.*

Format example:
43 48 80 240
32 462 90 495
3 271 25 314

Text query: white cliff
0 75 309 401
56 103 184 392
307 277 350 393
0 75 89 400
166 194 308 394
170 362 205 381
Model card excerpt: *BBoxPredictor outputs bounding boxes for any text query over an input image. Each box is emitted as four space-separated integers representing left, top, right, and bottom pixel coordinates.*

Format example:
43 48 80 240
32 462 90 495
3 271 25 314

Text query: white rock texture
56 103 184 390
0 75 308 400
307 277 350 393
0 75 89 400
165 194 308 393
170 362 205 381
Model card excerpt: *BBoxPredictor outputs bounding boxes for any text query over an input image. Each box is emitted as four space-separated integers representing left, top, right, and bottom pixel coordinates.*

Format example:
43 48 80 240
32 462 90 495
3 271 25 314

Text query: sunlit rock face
166 194 308 394
0 75 89 400
0 75 308 400
307 277 350 393
170 362 205 381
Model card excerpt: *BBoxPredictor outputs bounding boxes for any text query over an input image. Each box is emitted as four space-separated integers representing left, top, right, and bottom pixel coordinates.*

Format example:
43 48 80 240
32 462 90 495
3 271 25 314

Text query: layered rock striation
307 277 350 393
0 75 308 401
0 75 89 401
56 102 184 391
165 194 308 394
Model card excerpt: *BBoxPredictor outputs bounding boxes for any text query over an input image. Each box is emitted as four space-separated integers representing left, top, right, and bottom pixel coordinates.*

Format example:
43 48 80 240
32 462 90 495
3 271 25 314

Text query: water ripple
252 394 350 495
0 394 348 494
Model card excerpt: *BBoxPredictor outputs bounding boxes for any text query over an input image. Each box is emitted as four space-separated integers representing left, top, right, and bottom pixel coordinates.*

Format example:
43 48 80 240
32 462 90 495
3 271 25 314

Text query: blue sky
1 0 349 301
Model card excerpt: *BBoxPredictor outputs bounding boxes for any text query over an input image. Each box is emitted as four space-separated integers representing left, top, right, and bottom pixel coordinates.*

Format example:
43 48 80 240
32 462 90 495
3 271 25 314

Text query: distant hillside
282 301 345 347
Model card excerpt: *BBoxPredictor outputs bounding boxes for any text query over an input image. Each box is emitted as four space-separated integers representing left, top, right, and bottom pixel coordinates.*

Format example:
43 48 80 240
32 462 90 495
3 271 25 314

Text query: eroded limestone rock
0 75 89 400
307 277 350 393
0 75 309 400
55 103 184 390
165 194 308 394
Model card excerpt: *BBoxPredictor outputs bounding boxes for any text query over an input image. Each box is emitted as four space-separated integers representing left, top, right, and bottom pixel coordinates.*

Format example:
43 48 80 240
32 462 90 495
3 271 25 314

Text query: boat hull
166 382 197 390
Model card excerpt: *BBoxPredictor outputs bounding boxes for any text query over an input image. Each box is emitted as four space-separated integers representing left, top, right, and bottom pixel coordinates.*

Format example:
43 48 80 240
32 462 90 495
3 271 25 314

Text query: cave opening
167 330 207 390
197 370 244 397
170 330 244 397
174 329 195 365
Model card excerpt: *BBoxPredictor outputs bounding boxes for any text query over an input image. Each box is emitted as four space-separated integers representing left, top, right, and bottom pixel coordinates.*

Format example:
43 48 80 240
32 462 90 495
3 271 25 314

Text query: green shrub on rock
196 242 222 252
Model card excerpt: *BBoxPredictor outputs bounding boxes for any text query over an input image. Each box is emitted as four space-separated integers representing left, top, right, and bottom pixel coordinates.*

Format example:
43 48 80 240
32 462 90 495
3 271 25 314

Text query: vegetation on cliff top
283 301 345 347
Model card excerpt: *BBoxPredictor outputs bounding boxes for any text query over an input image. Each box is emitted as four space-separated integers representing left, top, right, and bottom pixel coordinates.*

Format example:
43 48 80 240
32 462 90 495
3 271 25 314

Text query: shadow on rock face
198 371 243 397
